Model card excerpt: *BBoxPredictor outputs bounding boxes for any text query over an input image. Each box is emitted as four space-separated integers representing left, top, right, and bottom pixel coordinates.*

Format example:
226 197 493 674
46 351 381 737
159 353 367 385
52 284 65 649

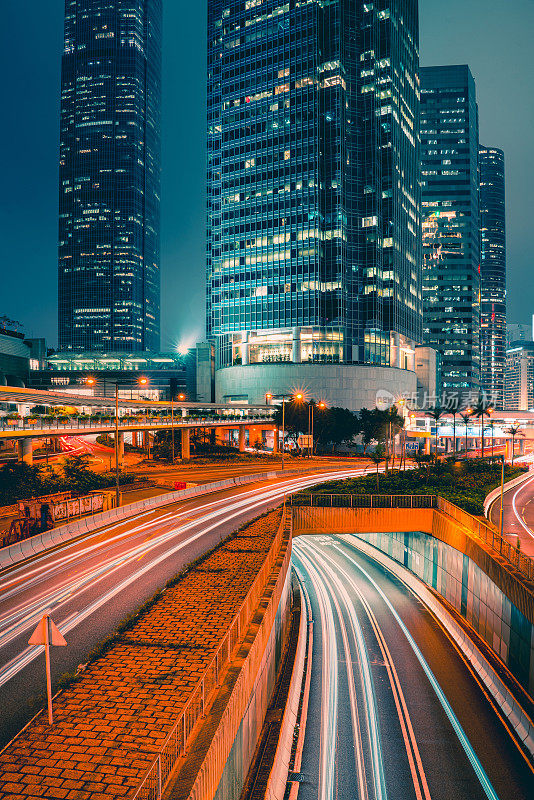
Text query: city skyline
1 0 533 350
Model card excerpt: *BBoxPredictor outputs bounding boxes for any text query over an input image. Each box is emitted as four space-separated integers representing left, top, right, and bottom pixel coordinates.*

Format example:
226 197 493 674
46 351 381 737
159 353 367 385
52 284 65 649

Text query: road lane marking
313 542 431 800
297 540 388 800
334 544 501 800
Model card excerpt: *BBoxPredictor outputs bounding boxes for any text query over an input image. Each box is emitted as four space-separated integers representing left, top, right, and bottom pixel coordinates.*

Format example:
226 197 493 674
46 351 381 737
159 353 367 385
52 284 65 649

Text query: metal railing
436 496 534 583
290 494 437 509
0 414 274 435
290 493 534 584
131 508 288 800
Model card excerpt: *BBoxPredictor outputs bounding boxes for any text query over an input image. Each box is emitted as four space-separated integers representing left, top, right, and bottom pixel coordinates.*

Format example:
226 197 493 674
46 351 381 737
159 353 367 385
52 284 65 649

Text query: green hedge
297 459 527 516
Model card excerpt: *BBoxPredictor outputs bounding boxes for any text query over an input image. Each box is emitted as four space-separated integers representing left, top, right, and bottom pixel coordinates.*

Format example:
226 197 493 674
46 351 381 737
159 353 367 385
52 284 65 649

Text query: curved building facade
216 363 417 415
58 0 161 353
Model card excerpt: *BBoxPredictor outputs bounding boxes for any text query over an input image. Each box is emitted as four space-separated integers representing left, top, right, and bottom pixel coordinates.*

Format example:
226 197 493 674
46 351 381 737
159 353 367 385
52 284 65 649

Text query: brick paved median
0 509 283 800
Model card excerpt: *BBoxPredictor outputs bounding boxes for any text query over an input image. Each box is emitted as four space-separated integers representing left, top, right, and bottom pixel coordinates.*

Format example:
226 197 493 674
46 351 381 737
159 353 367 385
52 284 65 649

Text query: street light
274 392 301 469
170 393 186 464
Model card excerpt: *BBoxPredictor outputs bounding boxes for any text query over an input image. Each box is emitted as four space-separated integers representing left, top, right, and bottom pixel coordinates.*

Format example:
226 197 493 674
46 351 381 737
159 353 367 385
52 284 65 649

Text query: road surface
0 466 367 746
293 535 533 800
488 471 534 557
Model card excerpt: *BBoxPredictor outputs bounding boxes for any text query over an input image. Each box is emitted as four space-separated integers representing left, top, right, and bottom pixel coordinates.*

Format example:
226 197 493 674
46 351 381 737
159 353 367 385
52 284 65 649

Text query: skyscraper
479 146 506 407
420 65 480 395
58 0 161 353
207 0 422 411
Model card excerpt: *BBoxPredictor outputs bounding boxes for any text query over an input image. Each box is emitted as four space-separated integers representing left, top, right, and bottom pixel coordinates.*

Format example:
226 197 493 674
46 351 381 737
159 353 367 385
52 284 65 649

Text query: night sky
1 1 532 349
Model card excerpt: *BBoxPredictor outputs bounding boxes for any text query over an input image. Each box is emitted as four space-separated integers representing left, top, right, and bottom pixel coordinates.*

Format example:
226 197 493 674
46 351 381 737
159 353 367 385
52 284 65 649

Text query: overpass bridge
0 386 276 463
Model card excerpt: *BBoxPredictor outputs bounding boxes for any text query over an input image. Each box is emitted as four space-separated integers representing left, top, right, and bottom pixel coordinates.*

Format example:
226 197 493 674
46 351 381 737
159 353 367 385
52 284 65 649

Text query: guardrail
436 496 534 582
131 508 289 800
290 494 437 509
290 493 534 583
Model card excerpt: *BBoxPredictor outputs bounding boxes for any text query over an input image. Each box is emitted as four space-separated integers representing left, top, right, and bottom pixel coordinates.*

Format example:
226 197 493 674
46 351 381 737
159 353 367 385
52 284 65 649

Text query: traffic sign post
28 613 67 725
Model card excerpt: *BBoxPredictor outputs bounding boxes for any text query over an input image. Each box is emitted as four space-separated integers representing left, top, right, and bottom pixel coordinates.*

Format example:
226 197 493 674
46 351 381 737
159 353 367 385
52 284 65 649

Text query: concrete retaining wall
344 534 534 757
164 513 293 800
356 528 534 696
293 506 534 697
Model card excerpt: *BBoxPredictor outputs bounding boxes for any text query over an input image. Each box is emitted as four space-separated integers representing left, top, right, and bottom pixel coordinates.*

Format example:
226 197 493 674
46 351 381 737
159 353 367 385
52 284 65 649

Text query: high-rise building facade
506 321 532 348
58 0 161 353
505 342 534 411
479 146 506 407
207 0 422 402
420 65 480 394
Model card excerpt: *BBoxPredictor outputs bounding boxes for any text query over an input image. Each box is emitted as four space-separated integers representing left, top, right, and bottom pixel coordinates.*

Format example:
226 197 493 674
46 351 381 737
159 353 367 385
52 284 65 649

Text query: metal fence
290 493 534 584
131 508 288 800
290 494 437 509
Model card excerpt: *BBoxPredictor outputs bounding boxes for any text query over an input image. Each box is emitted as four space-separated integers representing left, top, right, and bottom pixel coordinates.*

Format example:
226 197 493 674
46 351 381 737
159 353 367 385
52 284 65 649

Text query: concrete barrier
0 470 284 571
264 579 307 800
344 534 534 758
483 469 533 517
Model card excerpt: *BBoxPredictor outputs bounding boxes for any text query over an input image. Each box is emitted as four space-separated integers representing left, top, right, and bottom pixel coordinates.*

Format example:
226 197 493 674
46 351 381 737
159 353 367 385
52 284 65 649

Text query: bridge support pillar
272 427 279 454
181 428 191 460
132 431 138 448
18 439 33 466
238 426 246 452
424 437 431 455
519 438 525 455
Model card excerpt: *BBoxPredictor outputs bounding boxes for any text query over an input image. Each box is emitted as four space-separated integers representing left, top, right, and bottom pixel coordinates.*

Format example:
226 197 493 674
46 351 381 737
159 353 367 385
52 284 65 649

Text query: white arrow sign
28 613 67 725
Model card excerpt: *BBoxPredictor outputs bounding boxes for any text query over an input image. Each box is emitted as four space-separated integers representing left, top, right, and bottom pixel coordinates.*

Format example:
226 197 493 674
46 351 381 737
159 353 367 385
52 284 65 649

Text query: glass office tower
420 65 480 394
58 0 161 353
207 0 421 371
479 146 506 407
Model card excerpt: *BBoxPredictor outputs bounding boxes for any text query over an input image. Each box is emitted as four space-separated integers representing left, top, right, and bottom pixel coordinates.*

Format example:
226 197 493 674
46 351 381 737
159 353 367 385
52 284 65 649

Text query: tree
358 408 389 453
459 411 472 456
385 406 405 470
470 395 494 458
368 445 387 491
272 400 309 449
505 425 523 466
320 407 360 452
425 405 446 459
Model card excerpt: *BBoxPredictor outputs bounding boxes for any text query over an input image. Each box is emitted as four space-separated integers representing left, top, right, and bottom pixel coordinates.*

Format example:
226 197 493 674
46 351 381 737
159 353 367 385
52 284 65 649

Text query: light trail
0 469 369 690
297 539 388 800
335 540 501 800
307 541 431 800
511 473 534 541
293 549 338 800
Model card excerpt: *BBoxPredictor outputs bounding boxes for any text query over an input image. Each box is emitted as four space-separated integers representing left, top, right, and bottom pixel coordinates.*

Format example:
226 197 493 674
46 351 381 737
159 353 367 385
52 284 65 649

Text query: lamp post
171 393 186 464
268 392 301 469
499 454 505 540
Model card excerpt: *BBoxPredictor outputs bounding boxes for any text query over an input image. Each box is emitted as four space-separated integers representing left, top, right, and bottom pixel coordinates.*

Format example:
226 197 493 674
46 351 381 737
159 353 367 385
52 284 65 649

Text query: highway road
0 466 369 747
293 536 533 800
488 471 534 557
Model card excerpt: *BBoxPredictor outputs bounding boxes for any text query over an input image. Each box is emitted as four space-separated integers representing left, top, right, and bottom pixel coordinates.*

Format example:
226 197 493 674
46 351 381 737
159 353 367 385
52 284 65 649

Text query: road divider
483 469 533 518
0 471 283 570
